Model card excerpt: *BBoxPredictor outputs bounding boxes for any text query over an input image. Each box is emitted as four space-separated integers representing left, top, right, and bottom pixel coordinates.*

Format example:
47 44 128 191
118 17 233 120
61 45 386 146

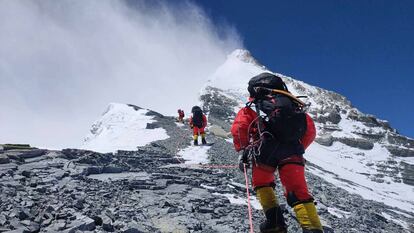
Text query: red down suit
231 106 316 204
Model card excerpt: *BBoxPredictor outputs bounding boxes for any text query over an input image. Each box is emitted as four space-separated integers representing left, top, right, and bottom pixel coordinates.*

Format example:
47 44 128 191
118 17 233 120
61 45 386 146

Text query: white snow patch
175 122 186 127
81 103 169 153
212 192 261 210
225 138 234 144
250 195 262 210
200 184 216 190
177 144 211 164
88 172 150 181
327 207 351 219
213 193 246 205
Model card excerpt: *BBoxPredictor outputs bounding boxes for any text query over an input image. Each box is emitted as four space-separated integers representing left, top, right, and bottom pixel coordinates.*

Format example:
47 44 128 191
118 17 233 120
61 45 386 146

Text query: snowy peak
228 49 264 68
205 49 267 93
200 49 414 214
81 103 169 153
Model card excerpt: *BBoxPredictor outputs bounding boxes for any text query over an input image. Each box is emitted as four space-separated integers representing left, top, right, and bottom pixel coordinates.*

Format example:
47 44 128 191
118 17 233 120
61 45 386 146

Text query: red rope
197 164 238 169
243 163 254 233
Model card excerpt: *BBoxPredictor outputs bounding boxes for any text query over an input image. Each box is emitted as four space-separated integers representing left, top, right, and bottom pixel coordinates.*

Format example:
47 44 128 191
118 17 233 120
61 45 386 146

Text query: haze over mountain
0 0 240 149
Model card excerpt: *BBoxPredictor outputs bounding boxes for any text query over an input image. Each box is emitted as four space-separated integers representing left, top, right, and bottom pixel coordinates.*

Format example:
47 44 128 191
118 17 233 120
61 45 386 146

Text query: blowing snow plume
0 0 241 149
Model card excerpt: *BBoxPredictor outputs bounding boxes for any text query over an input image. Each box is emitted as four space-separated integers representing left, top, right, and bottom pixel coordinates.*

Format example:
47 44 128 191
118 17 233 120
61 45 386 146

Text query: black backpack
191 106 204 128
248 72 288 98
248 73 307 142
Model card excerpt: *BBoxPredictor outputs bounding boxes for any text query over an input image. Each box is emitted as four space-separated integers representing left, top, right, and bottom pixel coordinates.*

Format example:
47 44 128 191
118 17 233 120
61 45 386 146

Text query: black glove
238 149 250 172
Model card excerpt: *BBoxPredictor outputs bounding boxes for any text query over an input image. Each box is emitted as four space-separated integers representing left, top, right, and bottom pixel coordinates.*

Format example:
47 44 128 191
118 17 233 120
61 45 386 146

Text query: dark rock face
386 146 414 157
315 109 342 124
347 111 383 128
200 86 238 131
387 133 414 148
336 137 374 150
401 162 414 186
146 122 161 129
127 104 142 111
145 110 164 118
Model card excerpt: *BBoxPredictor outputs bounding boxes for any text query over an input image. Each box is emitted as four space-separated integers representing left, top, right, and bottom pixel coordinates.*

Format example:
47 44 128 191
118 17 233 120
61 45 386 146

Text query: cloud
0 0 242 149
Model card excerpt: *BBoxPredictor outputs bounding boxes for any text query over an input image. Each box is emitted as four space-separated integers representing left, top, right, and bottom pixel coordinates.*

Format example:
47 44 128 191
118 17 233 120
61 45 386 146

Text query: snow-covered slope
201 49 414 214
81 103 169 153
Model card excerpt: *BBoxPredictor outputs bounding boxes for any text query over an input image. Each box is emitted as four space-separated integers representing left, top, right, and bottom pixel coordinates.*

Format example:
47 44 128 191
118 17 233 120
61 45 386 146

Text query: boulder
315 135 334 147
66 215 95 232
337 137 374 150
208 125 229 139
101 215 114 232
0 154 10 164
0 214 7 225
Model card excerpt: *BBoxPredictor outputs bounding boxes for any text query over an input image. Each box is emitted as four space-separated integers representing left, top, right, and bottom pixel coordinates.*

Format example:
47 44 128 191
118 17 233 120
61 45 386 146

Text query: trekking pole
243 163 254 233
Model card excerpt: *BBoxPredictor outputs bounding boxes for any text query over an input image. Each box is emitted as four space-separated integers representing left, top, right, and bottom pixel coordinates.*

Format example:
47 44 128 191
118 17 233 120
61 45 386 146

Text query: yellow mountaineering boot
293 202 323 233
193 134 198 146
201 133 207 145
256 187 287 233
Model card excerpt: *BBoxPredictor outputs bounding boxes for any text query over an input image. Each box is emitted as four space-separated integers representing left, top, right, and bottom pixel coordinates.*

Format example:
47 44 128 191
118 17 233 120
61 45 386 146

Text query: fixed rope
243 163 255 233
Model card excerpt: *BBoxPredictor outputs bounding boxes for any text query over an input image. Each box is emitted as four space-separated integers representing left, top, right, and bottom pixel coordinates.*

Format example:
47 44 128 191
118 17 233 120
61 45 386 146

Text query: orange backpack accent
231 107 258 152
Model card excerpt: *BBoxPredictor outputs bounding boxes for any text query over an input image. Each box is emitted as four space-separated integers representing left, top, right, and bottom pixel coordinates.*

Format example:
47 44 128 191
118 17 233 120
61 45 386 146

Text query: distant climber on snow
231 72 323 233
177 109 185 123
190 106 207 146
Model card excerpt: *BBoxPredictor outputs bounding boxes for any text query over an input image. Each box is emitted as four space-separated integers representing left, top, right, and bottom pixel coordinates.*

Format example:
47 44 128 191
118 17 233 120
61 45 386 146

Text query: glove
238 149 250 172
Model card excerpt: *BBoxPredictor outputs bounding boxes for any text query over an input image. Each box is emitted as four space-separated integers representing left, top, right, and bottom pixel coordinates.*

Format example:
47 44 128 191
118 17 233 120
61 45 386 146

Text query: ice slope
204 49 414 212
81 103 169 153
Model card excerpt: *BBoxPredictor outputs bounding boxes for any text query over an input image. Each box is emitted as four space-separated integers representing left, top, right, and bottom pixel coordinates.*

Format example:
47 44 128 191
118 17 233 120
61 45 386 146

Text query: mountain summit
202 49 414 214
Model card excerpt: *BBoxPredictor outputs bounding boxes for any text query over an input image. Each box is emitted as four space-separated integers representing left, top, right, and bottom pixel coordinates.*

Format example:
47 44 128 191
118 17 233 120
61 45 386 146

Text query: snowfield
306 142 414 212
81 103 169 153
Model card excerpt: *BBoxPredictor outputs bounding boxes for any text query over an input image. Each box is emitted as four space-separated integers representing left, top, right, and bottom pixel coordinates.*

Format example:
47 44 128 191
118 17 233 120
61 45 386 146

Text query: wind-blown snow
81 103 169 153
205 49 266 99
0 0 241 149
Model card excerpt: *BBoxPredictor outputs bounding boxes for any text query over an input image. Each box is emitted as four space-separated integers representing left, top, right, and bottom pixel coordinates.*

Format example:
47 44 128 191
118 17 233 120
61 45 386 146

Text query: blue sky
194 0 414 138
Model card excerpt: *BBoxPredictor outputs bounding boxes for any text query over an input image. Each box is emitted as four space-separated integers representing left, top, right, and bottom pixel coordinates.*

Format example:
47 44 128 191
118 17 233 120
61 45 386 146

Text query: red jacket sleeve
231 107 258 152
301 113 316 150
